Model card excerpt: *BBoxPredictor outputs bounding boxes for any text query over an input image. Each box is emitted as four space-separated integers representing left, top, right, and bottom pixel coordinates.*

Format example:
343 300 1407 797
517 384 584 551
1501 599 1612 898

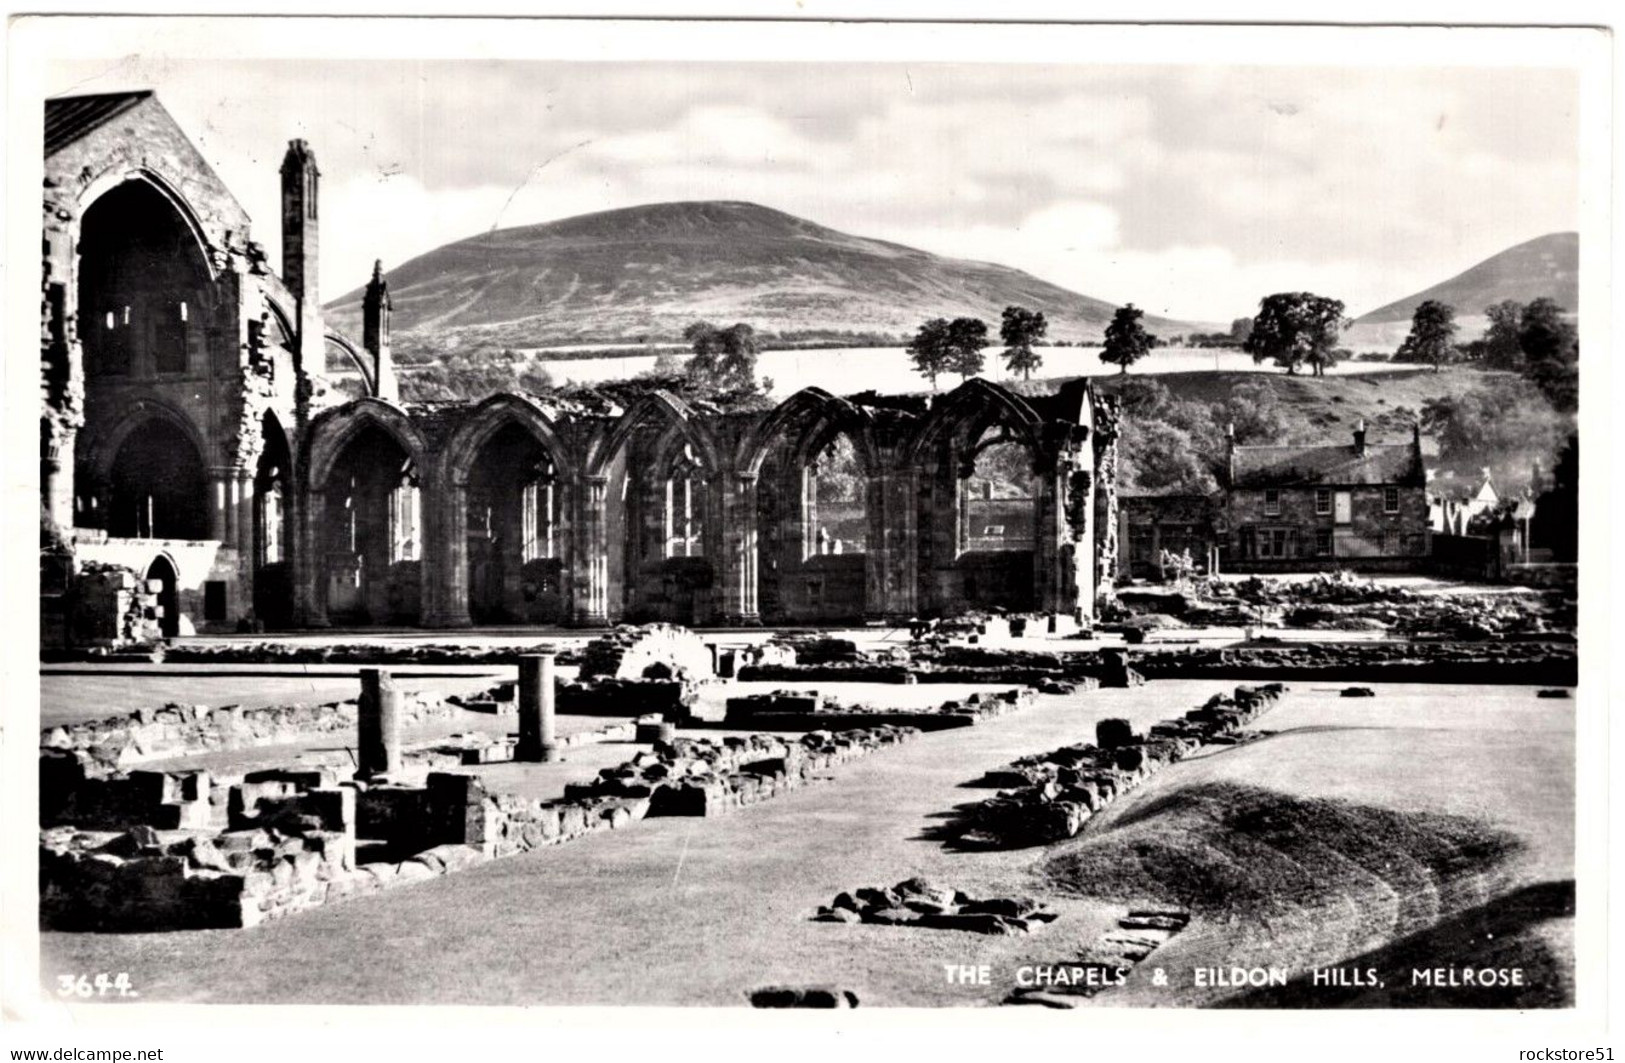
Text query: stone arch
442 393 578 487
586 390 721 479
83 395 212 481
904 378 1043 465
324 332 376 395
76 168 217 281
91 406 210 541
738 387 879 478
305 398 428 492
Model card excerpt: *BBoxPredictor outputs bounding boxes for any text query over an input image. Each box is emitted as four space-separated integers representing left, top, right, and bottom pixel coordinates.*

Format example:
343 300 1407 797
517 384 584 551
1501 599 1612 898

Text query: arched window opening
960 430 1035 554
255 413 292 567
804 432 867 558
106 418 208 541
77 181 210 380
664 443 706 559
322 424 419 624
466 421 563 624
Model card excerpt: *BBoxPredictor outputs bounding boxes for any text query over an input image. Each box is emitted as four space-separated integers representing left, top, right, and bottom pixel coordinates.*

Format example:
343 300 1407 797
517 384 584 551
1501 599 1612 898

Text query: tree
999 305 1048 381
1519 298 1579 412
1243 292 1349 376
1229 317 1254 344
1099 303 1157 374
1478 300 1526 369
1395 299 1458 372
682 320 722 384
946 316 990 381
1419 378 1568 488
682 320 762 395
714 322 760 392
1214 380 1287 445
907 317 953 389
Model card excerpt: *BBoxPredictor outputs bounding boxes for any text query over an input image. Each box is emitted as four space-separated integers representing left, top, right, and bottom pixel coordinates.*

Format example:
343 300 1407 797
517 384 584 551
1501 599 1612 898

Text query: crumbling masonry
41 91 1119 641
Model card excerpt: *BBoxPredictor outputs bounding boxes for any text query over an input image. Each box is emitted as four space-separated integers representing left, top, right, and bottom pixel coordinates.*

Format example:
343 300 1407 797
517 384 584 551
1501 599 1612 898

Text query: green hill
324 200 1210 348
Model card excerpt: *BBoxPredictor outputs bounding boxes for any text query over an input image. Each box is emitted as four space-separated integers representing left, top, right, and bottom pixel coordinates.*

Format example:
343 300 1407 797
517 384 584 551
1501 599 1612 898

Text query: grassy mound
1039 780 1572 1006
1041 781 1519 919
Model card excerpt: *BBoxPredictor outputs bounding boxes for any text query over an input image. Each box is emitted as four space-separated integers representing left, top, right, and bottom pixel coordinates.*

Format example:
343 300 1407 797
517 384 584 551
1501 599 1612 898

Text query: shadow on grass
1214 879 1575 1009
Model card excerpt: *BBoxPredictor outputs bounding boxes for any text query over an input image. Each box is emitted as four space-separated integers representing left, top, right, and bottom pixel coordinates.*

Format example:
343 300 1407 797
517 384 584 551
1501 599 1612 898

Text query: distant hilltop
325 200 1210 348
1345 232 1578 349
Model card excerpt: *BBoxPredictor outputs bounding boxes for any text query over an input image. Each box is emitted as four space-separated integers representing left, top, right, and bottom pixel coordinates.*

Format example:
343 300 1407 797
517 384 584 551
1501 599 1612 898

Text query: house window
1384 486 1400 513
1255 527 1292 559
1264 488 1281 516
1315 528 1333 556
1315 488 1331 516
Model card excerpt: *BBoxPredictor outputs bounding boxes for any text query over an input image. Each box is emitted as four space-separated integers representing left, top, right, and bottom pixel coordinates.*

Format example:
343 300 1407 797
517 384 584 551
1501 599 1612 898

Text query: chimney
1353 419 1367 456
363 260 397 401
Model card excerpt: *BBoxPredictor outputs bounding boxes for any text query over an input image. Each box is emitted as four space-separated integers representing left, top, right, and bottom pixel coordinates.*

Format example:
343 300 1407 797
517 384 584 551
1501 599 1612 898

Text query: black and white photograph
3 9 1616 1053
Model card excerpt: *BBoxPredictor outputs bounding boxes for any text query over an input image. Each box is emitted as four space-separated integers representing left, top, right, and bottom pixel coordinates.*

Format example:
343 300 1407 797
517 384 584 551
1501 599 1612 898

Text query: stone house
1219 421 1430 572
41 91 1122 641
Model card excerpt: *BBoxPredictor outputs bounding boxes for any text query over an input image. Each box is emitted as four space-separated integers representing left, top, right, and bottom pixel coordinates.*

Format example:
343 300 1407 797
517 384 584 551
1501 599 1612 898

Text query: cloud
50 57 1579 321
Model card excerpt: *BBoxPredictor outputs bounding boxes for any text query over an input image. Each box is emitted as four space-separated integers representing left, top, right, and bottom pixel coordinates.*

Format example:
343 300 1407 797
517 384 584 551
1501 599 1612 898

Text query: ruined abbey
40 92 1119 642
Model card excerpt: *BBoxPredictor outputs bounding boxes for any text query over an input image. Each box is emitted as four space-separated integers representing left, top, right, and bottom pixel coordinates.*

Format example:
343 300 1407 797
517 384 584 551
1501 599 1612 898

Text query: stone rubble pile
723 688 1033 731
749 985 861 1008
812 876 1059 935
564 727 920 816
40 774 357 930
956 684 1285 848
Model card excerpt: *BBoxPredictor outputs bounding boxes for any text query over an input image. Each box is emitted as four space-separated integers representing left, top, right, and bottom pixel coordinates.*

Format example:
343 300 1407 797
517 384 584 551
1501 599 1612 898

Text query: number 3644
55 973 136 998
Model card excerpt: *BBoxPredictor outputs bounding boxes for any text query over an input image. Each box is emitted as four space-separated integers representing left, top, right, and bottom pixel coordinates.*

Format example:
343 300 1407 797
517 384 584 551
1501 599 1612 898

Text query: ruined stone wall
41 691 458 769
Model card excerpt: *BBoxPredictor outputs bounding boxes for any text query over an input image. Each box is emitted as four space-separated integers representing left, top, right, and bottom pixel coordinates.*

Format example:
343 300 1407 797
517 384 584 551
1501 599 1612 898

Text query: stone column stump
358 668 402 779
517 653 560 762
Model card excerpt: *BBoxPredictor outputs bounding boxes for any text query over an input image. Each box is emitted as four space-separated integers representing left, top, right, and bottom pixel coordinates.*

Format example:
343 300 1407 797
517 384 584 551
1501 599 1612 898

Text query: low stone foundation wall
952 684 1285 848
723 688 1035 731
42 723 917 932
41 779 357 932
41 694 461 770
555 677 706 721
41 755 212 830
741 640 1575 687
111 642 583 667
559 728 919 817
402 720 639 769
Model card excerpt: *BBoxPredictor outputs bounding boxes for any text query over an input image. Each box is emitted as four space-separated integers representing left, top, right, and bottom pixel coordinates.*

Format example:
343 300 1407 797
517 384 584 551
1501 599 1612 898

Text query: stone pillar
577 475 610 625
866 461 918 622
516 653 559 762
357 668 401 778
421 475 472 628
41 428 76 535
291 487 330 627
722 473 760 624
234 469 256 559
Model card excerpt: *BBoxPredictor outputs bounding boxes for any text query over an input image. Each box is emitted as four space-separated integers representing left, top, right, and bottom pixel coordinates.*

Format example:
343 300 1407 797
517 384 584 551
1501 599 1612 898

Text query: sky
47 54 1580 324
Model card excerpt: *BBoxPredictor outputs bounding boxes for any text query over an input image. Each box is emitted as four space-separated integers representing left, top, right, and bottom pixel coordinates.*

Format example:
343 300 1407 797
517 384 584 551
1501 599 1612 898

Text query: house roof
45 91 153 156
1231 441 1423 488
